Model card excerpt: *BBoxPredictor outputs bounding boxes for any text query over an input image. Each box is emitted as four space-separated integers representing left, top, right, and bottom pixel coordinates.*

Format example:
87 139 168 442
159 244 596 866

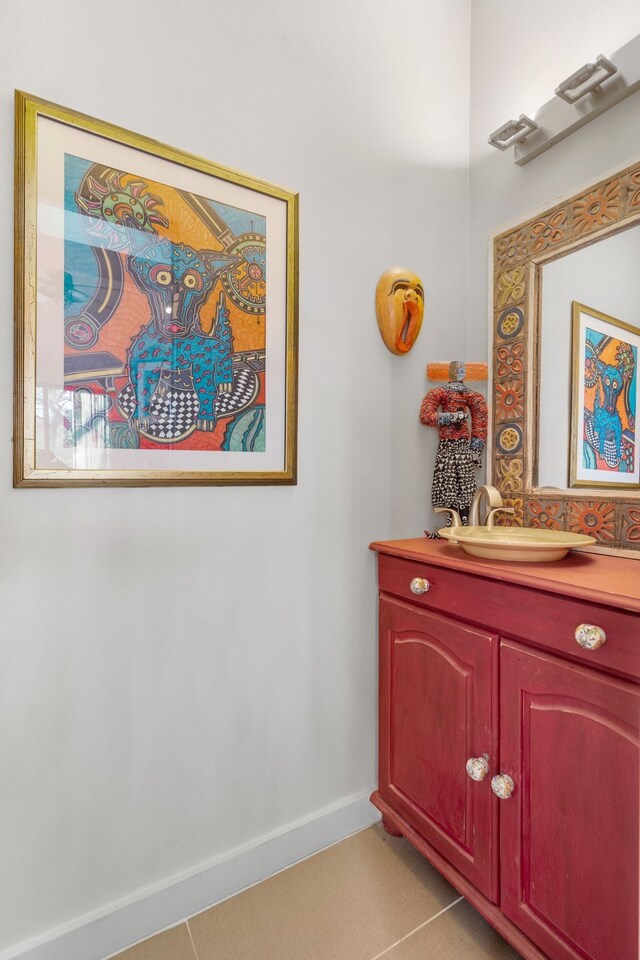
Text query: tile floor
111 824 523 960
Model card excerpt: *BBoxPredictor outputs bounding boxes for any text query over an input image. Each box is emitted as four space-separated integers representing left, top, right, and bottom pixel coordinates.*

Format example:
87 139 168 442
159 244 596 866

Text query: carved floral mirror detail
490 161 640 553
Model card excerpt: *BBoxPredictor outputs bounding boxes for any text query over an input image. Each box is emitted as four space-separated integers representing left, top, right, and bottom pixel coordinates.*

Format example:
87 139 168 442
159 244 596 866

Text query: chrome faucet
435 485 515 534
468 485 505 526
469 483 502 527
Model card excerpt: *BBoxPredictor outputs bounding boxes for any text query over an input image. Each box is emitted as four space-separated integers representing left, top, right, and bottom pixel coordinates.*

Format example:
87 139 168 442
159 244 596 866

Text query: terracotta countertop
370 537 640 615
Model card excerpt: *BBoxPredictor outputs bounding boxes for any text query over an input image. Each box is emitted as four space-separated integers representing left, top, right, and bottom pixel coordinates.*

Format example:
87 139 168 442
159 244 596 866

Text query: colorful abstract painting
64 154 267 452
15 93 297 485
570 302 640 488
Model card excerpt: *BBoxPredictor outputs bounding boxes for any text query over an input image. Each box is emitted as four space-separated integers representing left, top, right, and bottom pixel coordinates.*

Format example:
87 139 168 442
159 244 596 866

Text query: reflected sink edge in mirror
437 526 596 563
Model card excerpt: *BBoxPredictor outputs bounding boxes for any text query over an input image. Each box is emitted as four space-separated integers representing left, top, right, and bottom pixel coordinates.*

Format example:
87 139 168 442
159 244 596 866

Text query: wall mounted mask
375 267 424 354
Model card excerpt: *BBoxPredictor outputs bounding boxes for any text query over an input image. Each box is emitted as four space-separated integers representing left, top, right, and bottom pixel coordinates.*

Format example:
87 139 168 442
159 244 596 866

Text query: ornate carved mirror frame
489 159 640 554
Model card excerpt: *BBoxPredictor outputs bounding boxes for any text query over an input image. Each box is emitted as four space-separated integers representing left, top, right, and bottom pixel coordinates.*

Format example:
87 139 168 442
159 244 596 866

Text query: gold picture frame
490 158 640 552
570 302 640 490
15 91 298 487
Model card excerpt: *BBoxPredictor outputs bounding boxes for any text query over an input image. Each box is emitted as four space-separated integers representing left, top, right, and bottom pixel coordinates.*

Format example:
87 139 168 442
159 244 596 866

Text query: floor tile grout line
367 896 465 960
180 822 376 926
105 824 380 959
185 920 201 960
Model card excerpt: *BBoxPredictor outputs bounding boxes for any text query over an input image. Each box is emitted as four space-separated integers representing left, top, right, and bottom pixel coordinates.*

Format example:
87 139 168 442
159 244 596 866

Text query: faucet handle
434 507 463 528
486 507 515 528
469 484 503 526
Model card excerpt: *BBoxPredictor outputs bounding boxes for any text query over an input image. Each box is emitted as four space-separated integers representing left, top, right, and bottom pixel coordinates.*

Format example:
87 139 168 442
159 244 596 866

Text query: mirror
489 161 640 554
539 226 640 488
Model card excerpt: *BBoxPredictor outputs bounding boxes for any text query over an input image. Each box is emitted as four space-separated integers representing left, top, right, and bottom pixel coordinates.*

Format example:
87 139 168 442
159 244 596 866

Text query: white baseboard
2 790 379 960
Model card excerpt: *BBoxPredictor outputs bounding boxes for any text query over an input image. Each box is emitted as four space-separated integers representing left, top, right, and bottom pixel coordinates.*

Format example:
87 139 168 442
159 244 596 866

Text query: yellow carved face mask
375 267 425 354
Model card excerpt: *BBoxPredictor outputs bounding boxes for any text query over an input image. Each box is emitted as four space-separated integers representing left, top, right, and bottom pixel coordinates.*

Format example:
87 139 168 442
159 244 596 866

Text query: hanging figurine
420 360 488 526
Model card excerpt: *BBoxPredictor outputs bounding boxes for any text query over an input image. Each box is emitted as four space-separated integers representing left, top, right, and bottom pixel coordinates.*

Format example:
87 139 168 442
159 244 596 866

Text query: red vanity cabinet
378 597 499 900
499 641 639 960
370 538 640 960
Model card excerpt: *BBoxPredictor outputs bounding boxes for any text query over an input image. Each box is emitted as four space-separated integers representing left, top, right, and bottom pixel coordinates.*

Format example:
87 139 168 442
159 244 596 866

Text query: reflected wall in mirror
539 233 640 489
490 160 640 553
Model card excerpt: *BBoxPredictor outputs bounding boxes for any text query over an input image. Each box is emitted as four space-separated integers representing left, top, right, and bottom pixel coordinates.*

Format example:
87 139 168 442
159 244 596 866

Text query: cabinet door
499 640 639 960
379 596 498 900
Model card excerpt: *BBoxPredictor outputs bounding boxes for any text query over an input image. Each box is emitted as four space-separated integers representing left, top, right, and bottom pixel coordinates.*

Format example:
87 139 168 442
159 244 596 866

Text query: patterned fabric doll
419 363 488 525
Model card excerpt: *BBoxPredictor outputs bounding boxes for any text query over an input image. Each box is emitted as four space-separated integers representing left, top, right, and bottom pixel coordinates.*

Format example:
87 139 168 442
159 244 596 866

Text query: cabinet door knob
410 577 430 595
466 756 489 781
575 623 606 650
491 774 514 799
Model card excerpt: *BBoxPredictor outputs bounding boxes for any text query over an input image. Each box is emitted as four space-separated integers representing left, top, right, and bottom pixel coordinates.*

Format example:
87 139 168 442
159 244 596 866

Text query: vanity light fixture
498 33 640 164
555 55 618 104
487 114 539 151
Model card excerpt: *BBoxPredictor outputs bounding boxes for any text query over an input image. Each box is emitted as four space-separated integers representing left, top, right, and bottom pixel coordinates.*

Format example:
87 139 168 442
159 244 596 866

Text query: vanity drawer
378 554 640 680
495 587 640 680
378 554 490 622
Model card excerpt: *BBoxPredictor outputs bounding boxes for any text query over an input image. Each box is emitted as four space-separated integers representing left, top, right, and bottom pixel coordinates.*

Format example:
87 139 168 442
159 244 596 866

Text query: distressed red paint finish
500 642 638 960
371 538 639 960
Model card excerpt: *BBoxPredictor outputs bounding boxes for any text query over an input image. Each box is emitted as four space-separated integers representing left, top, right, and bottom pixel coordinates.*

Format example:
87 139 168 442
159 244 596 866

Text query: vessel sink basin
437 525 596 562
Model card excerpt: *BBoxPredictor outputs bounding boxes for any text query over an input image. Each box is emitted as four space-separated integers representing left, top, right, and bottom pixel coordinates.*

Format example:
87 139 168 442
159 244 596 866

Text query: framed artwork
570 301 639 489
14 91 298 486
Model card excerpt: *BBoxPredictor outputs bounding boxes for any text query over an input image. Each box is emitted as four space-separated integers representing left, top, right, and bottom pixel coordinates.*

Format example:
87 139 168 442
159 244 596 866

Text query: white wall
0 1 471 956
6 4 640 956
469 4 640 364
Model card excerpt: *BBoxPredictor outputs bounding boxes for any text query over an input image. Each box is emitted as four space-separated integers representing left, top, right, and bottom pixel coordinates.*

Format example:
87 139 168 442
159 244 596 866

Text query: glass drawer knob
410 577 430 595
491 774 514 799
466 756 489 781
575 624 607 650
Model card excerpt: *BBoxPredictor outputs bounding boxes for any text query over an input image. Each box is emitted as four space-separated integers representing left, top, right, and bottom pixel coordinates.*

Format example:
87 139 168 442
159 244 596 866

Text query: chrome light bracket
488 115 539 151
555 55 617 104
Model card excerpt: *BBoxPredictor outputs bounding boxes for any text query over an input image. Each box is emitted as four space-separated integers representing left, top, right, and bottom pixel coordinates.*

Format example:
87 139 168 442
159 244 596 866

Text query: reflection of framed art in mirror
489 159 640 553
569 302 639 491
